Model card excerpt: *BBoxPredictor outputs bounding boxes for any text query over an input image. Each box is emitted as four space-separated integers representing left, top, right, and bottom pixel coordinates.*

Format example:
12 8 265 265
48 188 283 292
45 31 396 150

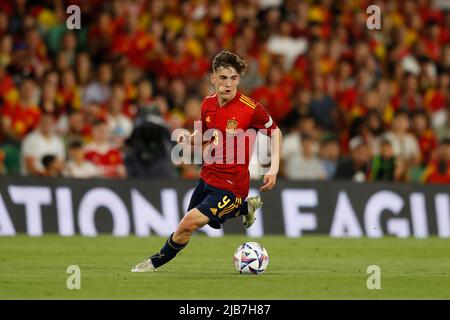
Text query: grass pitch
0 235 449 299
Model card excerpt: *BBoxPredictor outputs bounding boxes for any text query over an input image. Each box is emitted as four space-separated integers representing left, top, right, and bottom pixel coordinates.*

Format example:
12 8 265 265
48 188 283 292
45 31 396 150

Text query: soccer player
131 51 282 272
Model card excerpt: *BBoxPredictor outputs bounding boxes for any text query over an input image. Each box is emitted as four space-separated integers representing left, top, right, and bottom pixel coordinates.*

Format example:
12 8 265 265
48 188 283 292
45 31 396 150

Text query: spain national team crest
226 119 238 134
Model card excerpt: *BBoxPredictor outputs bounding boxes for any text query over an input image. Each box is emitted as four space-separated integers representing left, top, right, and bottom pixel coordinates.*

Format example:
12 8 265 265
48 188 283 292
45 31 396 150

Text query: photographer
124 107 175 178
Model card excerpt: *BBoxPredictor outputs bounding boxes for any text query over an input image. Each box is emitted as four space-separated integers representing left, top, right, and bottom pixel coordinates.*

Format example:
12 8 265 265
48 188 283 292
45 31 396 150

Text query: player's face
211 66 240 101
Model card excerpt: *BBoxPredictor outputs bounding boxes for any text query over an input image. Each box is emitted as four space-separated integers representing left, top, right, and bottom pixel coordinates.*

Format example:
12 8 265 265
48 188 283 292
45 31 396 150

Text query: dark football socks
149 233 187 268
239 201 249 216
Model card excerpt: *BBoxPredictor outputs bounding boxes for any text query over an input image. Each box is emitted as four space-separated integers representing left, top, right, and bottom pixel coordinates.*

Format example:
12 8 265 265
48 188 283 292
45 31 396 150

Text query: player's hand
260 174 276 192
177 131 191 144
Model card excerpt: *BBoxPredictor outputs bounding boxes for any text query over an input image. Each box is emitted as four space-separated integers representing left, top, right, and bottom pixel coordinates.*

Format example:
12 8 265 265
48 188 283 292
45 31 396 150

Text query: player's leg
172 208 210 243
131 180 210 272
240 196 263 228
131 209 209 272
148 208 209 267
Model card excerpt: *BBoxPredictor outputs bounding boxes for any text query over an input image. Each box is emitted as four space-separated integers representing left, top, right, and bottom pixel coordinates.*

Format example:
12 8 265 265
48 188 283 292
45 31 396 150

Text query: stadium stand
0 0 448 183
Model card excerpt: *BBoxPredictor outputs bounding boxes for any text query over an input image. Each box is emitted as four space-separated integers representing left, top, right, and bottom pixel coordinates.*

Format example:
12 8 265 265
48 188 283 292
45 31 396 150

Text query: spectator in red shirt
0 61 15 103
23 28 49 78
84 119 126 178
163 36 192 80
75 52 92 92
0 34 12 68
40 81 59 114
0 11 10 39
88 11 116 62
411 110 438 165
423 71 449 128
251 63 292 125
421 22 443 62
391 72 423 112
57 68 81 113
421 138 450 184
59 108 91 149
1 77 40 143
111 13 154 70
120 66 138 106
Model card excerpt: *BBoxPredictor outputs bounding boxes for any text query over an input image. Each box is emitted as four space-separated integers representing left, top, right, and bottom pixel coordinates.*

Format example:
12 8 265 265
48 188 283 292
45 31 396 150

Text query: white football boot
131 258 157 272
243 196 263 228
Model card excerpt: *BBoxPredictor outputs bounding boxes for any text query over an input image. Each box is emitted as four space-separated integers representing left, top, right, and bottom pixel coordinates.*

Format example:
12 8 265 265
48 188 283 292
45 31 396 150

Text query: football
233 242 269 275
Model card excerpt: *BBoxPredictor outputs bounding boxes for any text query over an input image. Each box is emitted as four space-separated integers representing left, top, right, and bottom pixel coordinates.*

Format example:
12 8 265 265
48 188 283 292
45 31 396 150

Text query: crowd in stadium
0 0 449 183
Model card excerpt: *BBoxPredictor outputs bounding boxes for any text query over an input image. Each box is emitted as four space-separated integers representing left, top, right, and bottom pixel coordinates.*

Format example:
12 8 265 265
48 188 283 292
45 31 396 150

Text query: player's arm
250 103 282 191
260 128 282 192
177 129 210 146
177 100 211 146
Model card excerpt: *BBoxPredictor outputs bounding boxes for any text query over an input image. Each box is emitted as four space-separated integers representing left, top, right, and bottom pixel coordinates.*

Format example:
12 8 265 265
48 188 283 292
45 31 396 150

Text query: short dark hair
212 51 247 76
320 133 338 145
411 109 427 118
394 110 410 119
440 138 450 146
40 110 56 119
301 133 313 141
69 140 83 150
92 118 107 127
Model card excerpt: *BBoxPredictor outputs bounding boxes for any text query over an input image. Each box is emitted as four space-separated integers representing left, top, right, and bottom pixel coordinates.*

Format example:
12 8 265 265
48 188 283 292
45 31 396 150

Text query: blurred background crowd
0 0 449 183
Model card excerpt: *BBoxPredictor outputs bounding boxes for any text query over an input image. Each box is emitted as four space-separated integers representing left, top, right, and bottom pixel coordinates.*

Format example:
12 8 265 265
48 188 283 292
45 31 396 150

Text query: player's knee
177 217 198 235
177 209 209 235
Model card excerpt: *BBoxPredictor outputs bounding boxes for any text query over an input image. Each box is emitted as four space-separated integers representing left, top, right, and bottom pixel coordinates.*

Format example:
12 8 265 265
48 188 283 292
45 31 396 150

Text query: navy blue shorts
187 179 244 229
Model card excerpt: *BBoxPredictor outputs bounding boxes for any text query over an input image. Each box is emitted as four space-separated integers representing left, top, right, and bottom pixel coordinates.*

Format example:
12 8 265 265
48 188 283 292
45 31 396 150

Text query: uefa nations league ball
233 242 269 275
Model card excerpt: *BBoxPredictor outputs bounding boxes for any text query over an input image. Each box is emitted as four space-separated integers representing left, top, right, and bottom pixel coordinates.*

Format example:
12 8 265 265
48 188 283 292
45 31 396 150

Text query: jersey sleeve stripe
239 94 256 106
239 97 256 109
264 116 273 128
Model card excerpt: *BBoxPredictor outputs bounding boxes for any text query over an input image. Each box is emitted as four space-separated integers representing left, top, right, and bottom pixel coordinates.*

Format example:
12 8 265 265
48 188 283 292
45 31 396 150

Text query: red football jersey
84 143 124 178
199 91 278 198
